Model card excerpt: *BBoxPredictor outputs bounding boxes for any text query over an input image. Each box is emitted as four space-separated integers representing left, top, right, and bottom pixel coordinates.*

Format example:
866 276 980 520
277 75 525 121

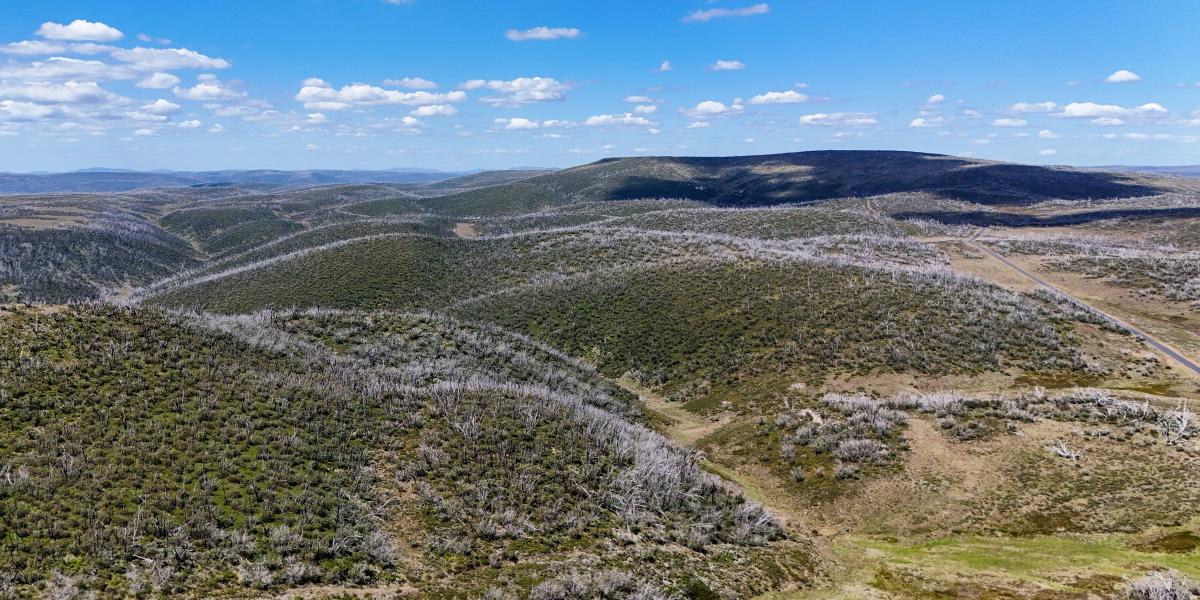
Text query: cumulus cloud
1056 101 1167 119
0 80 120 105
177 119 202 128
633 104 658 114
384 77 438 89
207 100 278 122
459 77 570 106
410 104 458 117
494 117 539 130
505 27 581 41
1104 69 1141 83
126 99 180 122
1091 117 1125 126
1 40 67 55
681 100 744 119
36 19 123 42
926 93 945 104
991 118 1027 127
0 100 58 120
137 72 180 89
1038 148 1057 156
748 90 807 104
584 113 656 126
0 57 135 81
909 117 946 128
798 112 877 127
683 3 770 22
296 78 466 110
1038 129 1060 139
174 76 246 101
710 59 746 71
1011 101 1057 113
111 47 231 70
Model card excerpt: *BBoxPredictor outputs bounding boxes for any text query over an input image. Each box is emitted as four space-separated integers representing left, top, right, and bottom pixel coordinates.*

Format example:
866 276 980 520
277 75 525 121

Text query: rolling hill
425 151 1194 215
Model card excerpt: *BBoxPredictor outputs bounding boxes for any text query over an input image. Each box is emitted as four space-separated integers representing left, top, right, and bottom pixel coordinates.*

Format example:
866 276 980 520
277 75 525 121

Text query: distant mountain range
0 167 555 194
1098 165 1200 179
2 152 1197 200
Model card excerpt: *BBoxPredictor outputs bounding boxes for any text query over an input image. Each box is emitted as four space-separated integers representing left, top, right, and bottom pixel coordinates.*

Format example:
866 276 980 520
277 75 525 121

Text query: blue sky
1 0 1198 171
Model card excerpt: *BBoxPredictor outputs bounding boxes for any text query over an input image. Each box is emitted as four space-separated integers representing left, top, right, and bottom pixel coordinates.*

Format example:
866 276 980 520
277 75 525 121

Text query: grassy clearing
769 532 1200 599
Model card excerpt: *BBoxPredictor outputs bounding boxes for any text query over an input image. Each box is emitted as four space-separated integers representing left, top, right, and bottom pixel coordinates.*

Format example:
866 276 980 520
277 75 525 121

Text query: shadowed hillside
426 151 1190 215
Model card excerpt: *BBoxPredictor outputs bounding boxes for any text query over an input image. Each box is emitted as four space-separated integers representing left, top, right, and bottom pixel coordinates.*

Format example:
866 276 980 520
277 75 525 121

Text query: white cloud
494 117 539 130
1104 69 1141 83
505 27 581 41
0 57 134 81
1 40 66 55
126 99 180 122
1059 102 1125 118
36 19 123 42
460 77 570 106
961 108 982 118
0 100 57 120
1091 117 1125 126
305 112 327 124
296 79 467 109
111 47 231 70
1011 101 1057 113
1038 129 1060 139
207 100 277 122
177 119 202 128
584 113 655 126
410 104 458 117
137 72 180 89
625 95 654 103
683 3 770 22
682 100 744 119
137 33 171 45
798 112 877 127
384 77 438 89
658 60 672 72
687 121 710 128
710 59 746 71
209 123 224 133
69 42 117 55
142 98 180 115
633 104 658 114
305 143 319 151
926 93 945 104
744 137 755 143
748 90 807 104
174 76 246 101
909 117 946 128
1038 148 1057 156
0 80 120 105
1057 101 1167 119
133 127 156 136
991 118 1027 127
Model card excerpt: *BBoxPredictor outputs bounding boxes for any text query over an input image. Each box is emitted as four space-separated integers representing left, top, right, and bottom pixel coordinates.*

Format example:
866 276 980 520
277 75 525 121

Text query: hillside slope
426 151 1190 215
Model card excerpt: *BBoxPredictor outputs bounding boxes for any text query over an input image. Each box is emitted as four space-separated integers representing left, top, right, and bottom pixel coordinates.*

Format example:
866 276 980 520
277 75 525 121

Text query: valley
2 151 1198 599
